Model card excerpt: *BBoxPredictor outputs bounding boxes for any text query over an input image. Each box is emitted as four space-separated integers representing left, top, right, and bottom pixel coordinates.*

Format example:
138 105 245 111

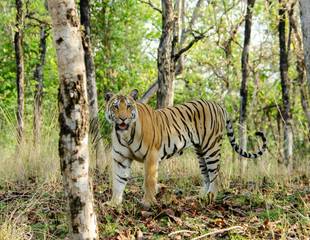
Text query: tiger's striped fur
105 90 267 207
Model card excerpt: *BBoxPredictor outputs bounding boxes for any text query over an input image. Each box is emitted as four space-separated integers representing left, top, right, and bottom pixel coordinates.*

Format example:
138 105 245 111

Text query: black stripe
227 132 234 137
167 107 178 119
205 135 222 154
174 106 187 121
114 159 126 169
161 111 172 134
190 101 201 119
180 117 193 141
161 143 167 160
210 175 218 183
182 103 194 115
197 100 207 144
168 114 183 141
135 138 143 152
208 148 220 158
200 127 217 156
116 132 127 148
208 102 216 131
127 123 136 145
191 106 200 144
142 146 150 160
113 148 126 158
117 174 128 183
181 104 193 121
206 159 219 165
208 167 218 173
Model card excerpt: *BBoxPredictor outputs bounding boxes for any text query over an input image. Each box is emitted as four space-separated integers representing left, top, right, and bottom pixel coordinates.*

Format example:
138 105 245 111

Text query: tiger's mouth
116 122 129 131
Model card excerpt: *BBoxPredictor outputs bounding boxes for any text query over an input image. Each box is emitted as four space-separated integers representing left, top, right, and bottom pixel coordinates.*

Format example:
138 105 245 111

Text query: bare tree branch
139 81 158 104
173 32 206 62
138 0 162 14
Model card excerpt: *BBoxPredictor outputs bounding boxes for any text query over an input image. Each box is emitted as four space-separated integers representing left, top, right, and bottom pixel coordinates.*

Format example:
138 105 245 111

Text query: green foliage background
0 0 309 153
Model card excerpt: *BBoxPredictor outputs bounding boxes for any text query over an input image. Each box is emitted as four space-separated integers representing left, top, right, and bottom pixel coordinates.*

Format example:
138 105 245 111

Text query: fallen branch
191 226 244 240
168 230 198 236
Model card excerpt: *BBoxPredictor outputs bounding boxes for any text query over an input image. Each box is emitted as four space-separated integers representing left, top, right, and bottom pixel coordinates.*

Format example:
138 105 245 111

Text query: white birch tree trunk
47 0 98 239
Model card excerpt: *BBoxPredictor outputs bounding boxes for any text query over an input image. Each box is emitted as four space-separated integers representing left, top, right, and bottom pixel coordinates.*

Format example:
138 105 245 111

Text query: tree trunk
33 26 48 145
289 4 310 140
157 0 175 108
80 0 105 168
15 0 24 145
47 0 98 239
239 0 255 175
299 0 310 91
278 0 293 171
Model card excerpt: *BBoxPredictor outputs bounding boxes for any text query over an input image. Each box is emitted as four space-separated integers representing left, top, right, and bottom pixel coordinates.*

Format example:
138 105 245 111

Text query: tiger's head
105 89 139 131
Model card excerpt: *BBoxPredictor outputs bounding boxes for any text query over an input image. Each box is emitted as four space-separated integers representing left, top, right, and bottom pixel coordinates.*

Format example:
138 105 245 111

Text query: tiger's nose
119 117 126 121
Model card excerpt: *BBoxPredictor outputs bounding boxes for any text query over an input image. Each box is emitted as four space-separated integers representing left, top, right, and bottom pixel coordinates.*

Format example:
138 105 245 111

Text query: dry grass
1 106 309 239
0 221 31 240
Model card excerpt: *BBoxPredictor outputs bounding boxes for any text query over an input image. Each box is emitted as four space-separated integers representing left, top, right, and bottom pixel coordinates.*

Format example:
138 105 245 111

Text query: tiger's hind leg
198 157 211 196
205 150 221 204
196 143 222 204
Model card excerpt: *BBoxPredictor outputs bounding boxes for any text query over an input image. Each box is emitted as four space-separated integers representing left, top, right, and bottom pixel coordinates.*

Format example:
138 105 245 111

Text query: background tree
238 0 255 175
299 0 310 91
80 0 105 167
157 0 205 108
47 0 98 238
157 0 175 108
278 0 293 170
15 0 24 145
33 25 48 145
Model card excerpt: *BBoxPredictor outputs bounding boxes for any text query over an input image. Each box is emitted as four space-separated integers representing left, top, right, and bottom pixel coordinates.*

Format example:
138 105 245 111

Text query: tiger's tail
226 119 267 158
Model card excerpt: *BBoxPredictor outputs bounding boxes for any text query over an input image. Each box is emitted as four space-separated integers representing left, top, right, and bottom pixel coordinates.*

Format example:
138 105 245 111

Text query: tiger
104 89 267 208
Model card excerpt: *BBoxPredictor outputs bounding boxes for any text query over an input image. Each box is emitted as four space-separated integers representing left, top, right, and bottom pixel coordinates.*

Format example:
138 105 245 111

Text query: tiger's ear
130 89 138 100
105 91 113 102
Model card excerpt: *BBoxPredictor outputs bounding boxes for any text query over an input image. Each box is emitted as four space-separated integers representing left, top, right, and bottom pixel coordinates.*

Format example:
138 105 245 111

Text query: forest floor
0 171 309 240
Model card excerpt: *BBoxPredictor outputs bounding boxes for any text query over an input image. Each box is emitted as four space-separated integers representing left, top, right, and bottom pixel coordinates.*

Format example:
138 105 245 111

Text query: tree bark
15 0 24 145
47 0 98 239
157 0 175 108
278 0 293 171
239 0 255 175
33 26 48 145
80 0 105 168
299 0 310 91
289 3 310 140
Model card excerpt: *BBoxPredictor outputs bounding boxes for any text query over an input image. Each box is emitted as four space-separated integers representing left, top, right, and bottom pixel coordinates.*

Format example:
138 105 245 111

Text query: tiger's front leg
110 158 132 205
142 151 159 208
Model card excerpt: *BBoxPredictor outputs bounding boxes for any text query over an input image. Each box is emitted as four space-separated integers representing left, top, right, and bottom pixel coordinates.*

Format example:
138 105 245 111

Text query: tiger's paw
104 196 122 208
141 196 158 209
207 192 215 205
198 189 216 205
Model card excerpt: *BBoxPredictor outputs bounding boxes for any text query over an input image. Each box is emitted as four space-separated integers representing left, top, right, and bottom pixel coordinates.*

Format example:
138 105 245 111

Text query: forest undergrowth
0 105 309 239
0 134 309 239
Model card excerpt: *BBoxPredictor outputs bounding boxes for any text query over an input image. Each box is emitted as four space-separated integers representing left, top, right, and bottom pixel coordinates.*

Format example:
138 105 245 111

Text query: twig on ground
168 230 198 236
191 226 244 240
228 207 247 217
